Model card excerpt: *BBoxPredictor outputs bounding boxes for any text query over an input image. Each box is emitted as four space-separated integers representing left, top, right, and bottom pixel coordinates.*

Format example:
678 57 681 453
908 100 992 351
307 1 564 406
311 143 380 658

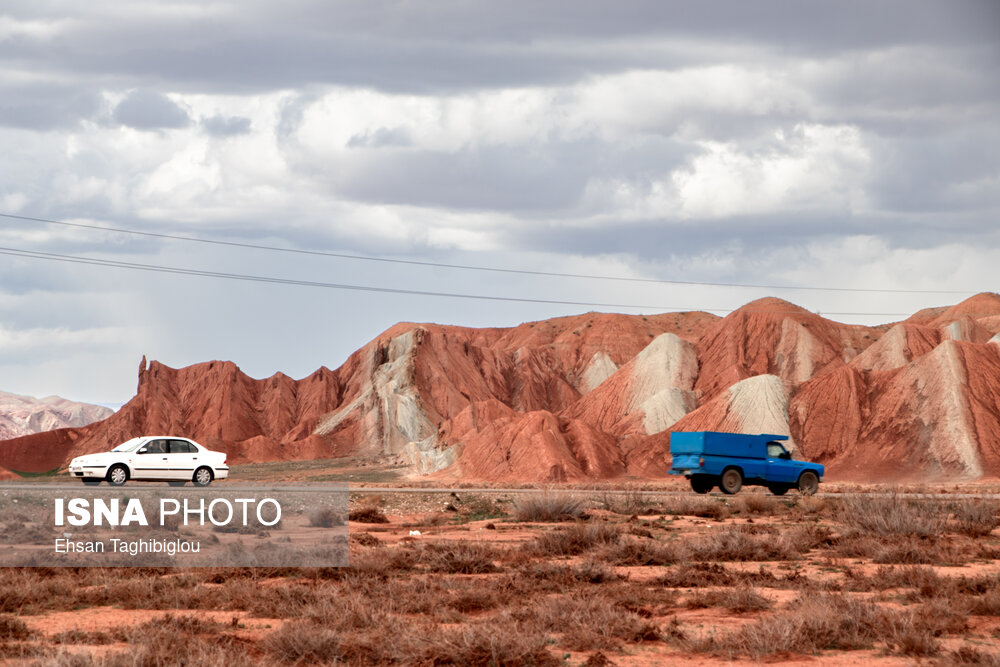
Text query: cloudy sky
1 1 998 406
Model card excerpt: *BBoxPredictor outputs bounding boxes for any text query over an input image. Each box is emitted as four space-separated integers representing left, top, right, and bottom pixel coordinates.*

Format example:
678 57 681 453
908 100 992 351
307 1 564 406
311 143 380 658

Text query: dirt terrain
3 485 1000 665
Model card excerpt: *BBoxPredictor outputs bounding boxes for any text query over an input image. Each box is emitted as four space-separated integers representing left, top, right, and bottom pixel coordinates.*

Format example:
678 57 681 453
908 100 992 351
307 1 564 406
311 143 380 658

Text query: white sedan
68 436 229 487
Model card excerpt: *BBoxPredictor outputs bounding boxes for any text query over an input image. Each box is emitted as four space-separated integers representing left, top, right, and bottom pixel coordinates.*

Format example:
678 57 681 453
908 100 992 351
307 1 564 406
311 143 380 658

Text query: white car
68 436 229 487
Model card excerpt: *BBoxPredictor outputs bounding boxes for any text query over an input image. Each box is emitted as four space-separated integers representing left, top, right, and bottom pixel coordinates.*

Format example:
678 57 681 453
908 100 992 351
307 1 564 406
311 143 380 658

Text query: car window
144 440 167 454
766 442 787 458
168 440 195 454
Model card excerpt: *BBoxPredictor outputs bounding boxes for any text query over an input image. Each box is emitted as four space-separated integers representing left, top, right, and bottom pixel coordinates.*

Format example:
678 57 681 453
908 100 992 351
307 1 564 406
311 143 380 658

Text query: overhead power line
0 245 917 318
0 212 976 296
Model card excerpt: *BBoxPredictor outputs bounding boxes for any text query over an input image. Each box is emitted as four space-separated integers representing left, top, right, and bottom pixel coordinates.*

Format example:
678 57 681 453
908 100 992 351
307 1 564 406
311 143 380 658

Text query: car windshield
111 438 145 453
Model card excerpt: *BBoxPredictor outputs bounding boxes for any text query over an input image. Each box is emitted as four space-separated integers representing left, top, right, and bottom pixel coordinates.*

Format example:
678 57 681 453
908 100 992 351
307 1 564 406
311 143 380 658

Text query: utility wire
0 245 918 317
0 246 710 312
0 212 975 296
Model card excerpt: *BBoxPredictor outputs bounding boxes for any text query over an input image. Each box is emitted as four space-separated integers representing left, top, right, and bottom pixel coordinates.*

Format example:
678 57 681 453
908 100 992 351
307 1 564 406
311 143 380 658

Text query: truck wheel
797 471 819 496
768 484 790 496
690 475 714 494
720 468 743 495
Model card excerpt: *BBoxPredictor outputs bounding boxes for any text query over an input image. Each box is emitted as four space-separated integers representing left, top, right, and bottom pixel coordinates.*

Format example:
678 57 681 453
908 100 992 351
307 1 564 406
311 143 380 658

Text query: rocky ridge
3 295 1000 482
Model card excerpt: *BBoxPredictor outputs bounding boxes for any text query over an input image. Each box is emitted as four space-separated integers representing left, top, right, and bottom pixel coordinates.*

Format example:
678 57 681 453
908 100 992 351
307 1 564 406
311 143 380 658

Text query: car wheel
797 471 819 496
193 467 213 487
82 479 102 486
167 481 186 487
720 468 743 495
107 464 128 486
690 475 714 494
768 484 790 496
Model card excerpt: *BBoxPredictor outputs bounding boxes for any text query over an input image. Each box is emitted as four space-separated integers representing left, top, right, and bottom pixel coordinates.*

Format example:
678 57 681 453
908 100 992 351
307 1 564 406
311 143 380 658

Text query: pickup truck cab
669 431 823 496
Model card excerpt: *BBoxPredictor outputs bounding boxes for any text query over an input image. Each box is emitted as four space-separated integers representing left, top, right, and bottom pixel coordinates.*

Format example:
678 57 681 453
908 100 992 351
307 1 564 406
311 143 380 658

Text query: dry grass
527 522 622 556
837 492 948 537
701 593 899 658
307 507 345 527
684 586 773 613
348 506 390 524
7 485 1000 665
946 646 1000 666
598 536 684 566
0 613 32 640
689 525 799 561
952 498 1000 537
514 492 585 522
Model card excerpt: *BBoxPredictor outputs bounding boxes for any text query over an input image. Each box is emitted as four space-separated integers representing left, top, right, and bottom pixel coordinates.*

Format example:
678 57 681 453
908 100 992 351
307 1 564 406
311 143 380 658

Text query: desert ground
2 460 1000 666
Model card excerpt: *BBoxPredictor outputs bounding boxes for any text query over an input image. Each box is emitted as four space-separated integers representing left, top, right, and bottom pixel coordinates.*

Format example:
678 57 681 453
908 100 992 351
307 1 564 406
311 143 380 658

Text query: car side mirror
138 447 148 454
780 452 791 460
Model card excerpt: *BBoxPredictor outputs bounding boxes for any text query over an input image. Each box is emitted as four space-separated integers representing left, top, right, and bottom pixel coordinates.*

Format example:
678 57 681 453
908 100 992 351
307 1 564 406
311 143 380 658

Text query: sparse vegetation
838 492 948 537
6 484 1000 664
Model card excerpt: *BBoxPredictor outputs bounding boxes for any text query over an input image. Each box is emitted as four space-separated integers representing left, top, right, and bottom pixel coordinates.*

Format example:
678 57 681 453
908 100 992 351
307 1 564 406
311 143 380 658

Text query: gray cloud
112 90 190 130
201 114 252 136
2 1 997 95
0 0 998 404
0 83 103 130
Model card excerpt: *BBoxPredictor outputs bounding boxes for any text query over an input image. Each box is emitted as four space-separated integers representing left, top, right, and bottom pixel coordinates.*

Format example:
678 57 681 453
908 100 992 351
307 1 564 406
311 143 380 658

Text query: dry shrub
689 525 798 562
513 560 621 589
970 589 1000 616
350 531 380 547
654 562 738 588
522 596 660 651
883 611 943 657
418 542 503 574
736 494 779 515
453 494 507 520
701 593 889 658
264 623 344 664
574 559 624 584
946 646 1000 666
834 532 951 564
417 623 559 666
106 617 255 667
0 643 52 661
860 565 945 598
596 488 659 515
662 497 730 520
598 536 685 566
51 629 115 645
837 493 947 537
348 506 389 524
952 498 1000 537
795 496 829 516
514 492 585 522
914 598 970 635
528 522 622 556
0 614 31 640
685 587 773 613
307 507 344 527
349 545 418 575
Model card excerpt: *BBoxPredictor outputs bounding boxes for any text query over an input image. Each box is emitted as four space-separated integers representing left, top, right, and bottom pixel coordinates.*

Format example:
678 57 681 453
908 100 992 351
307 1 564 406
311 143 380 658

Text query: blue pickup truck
669 431 824 496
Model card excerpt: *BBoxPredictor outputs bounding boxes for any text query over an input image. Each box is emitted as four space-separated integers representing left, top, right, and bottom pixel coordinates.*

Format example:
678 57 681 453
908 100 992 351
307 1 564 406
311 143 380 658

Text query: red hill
4 294 1000 483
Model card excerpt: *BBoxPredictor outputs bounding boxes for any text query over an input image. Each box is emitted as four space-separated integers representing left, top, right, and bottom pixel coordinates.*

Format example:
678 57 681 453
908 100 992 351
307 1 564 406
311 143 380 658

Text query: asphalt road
2 483 997 499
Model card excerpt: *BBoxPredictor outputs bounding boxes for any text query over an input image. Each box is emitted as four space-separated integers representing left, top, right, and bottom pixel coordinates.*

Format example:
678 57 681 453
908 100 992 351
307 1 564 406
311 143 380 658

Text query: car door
166 439 199 480
132 439 171 480
765 442 802 484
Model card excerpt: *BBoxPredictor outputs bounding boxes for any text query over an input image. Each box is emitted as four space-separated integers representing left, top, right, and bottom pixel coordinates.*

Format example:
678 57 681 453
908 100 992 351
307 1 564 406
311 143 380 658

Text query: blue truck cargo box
670 431 788 460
